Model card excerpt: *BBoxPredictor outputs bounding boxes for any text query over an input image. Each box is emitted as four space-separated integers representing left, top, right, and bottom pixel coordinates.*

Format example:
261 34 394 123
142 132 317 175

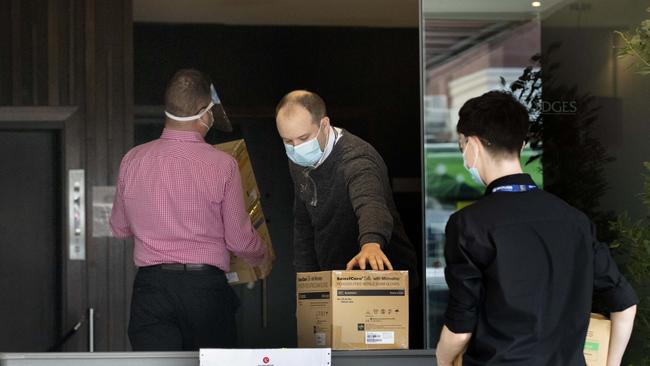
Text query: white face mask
164 84 219 126
462 139 485 187
199 109 214 131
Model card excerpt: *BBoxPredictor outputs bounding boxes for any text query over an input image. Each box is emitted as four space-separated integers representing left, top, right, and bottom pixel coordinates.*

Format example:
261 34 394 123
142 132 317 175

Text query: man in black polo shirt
435 91 637 366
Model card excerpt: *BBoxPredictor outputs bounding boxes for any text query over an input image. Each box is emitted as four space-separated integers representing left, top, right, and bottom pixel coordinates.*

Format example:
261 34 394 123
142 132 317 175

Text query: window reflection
422 2 544 346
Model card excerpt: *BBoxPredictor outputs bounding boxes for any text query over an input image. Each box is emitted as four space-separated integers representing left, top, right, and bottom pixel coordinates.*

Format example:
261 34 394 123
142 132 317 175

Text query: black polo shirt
444 173 638 366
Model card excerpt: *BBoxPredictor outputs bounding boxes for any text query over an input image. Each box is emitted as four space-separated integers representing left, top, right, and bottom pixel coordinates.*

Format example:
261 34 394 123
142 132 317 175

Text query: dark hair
457 90 530 156
275 90 327 124
164 69 211 117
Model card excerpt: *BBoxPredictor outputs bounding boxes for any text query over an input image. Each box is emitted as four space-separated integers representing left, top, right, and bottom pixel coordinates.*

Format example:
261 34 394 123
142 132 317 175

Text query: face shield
164 84 233 132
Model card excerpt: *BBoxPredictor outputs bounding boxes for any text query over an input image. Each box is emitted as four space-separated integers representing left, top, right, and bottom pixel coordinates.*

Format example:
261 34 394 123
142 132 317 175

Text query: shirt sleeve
344 155 393 248
109 159 133 239
292 192 319 272
221 159 267 267
444 212 482 334
591 222 639 312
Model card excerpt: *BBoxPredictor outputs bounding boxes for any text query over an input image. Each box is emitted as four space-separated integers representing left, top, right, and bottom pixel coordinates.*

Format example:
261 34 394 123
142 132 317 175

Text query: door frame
0 106 86 351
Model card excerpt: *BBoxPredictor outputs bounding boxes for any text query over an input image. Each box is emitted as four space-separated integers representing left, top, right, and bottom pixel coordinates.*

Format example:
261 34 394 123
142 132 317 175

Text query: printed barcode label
365 331 395 345
315 332 326 346
226 272 240 283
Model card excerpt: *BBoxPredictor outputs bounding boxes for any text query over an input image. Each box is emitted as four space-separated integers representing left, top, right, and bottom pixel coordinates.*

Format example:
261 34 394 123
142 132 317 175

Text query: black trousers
128 265 240 351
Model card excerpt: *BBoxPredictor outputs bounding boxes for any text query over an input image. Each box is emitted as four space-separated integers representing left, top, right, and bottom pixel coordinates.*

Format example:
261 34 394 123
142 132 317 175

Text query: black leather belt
157 263 217 271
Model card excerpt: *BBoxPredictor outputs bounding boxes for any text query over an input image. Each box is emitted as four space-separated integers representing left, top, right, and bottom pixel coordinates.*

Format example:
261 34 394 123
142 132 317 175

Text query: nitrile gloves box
296 270 409 350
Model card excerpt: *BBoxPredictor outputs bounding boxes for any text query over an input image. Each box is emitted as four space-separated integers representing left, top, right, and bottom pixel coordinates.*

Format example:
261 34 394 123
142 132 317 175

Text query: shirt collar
160 128 204 142
314 126 339 168
485 173 536 196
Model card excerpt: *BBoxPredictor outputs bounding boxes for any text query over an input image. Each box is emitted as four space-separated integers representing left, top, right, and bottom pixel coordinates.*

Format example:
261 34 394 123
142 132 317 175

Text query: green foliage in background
503 49 616 240
424 149 543 205
610 163 650 365
615 8 650 75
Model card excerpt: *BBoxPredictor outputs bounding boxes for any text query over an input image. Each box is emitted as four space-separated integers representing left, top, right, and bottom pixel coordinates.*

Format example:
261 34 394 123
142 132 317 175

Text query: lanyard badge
492 184 538 193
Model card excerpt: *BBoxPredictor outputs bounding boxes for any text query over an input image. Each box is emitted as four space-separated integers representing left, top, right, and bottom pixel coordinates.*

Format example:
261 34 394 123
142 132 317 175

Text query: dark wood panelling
121 0 136 347
0 1 13 104
10 0 23 105
0 0 134 352
29 0 48 105
82 0 134 352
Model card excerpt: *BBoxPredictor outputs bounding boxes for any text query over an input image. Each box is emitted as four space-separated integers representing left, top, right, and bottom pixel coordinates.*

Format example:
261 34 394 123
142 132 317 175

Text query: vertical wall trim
31 23 39 105
10 0 22 105
48 0 60 106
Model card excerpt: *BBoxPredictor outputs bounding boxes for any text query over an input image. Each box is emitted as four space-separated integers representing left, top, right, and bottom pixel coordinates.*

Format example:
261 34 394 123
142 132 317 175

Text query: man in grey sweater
275 90 418 286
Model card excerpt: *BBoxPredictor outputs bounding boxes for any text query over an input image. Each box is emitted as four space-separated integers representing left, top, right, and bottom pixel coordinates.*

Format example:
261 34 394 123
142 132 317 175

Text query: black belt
153 263 219 272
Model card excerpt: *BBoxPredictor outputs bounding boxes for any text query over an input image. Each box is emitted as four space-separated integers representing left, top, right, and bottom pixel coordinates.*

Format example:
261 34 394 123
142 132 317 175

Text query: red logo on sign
263 357 270 364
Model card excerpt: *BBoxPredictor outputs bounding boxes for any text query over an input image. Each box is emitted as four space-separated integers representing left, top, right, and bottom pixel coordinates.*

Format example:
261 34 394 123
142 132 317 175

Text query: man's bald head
164 69 211 118
275 90 327 125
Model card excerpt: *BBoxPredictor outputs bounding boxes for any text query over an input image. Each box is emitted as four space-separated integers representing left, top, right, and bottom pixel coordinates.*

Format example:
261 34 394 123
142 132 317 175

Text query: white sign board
200 348 331 366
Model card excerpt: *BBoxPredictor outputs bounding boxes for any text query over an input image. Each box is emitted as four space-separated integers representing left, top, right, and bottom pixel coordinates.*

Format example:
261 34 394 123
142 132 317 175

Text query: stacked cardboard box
297 270 409 350
452 313 611 366
214 139 275 285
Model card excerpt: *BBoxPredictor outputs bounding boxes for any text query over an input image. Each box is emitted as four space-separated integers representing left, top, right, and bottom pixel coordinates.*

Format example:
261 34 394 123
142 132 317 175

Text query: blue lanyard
492 184 538 193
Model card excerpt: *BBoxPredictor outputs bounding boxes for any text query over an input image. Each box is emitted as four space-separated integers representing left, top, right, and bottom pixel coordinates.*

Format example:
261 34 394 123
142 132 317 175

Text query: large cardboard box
214 140 275 285
452 313 611 366
297 270 409 350
215 139 261 211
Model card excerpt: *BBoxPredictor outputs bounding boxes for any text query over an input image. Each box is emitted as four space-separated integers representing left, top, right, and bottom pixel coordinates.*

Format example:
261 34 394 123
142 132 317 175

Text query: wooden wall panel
0 0 134 351
0 0 13 105
82 0 134 351
10 0 25 104
29 0 48 105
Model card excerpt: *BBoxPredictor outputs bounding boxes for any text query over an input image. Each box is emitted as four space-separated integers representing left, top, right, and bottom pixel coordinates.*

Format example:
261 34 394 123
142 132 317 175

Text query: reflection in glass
421 1 544 346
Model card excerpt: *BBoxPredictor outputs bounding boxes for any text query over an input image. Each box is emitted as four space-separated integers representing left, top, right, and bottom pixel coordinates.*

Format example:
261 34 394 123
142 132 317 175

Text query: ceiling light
532 1 542 7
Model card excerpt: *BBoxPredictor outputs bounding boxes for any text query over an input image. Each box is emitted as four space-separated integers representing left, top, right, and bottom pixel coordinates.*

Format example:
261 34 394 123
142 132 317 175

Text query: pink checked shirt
109 128 267 271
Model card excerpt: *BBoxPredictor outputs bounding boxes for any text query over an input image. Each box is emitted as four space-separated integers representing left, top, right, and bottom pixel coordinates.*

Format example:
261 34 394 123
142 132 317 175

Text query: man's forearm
607 305 637 366
436 325 472 366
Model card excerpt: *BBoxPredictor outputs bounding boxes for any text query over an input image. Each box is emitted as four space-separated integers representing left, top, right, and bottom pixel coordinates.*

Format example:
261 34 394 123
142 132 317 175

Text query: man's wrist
361 242 381 249
435 351 453 366
359 233 386 248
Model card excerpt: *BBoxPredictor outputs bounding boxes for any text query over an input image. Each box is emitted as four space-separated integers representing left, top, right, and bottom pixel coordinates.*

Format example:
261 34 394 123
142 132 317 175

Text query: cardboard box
453 352 462 366
584 313 611 366
248 201 275 279
297 270 409 350
451 313 611 366
214 139 260 211
214 140 275 285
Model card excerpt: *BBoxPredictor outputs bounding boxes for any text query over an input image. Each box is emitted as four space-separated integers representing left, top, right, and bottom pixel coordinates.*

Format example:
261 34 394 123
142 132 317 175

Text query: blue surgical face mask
284 123 324 167
462 139 485 186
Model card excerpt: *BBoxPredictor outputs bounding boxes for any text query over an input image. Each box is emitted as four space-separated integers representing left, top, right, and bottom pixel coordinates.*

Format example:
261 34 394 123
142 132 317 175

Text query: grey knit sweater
288 130 419 287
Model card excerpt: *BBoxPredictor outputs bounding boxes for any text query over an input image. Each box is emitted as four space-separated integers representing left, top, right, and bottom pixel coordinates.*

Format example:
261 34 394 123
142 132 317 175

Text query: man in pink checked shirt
109 69 268 351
